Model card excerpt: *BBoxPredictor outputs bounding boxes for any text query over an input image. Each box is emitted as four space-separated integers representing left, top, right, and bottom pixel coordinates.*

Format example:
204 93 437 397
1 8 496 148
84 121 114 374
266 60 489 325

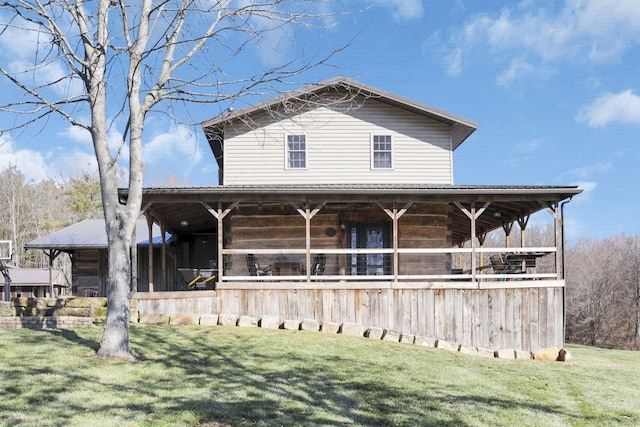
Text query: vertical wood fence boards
133 285 563 352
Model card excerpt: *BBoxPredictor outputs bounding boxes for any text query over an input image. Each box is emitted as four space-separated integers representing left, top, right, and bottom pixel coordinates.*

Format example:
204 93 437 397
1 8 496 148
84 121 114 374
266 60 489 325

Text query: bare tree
565 234 640 349
1 0 346 360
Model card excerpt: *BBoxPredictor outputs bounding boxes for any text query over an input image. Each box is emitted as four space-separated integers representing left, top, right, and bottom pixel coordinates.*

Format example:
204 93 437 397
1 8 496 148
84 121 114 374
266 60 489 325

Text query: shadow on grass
41 327 102 352
0 325 628 426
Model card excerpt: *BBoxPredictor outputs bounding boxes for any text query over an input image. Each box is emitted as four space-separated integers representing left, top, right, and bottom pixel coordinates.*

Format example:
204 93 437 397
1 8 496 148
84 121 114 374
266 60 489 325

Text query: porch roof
25 218 167 251
124 184 582 245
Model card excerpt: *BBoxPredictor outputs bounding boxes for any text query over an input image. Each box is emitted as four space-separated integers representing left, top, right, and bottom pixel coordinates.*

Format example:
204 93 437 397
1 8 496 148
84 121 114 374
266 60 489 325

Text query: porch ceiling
123 184 582 244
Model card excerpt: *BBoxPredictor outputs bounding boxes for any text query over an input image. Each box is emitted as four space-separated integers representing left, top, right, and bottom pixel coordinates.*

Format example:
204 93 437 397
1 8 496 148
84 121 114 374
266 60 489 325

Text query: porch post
477 232 487 273
202 202 238 285
146 215 154 293
454 201 490 284
539 201 563 280
378 202 412 284
471 203 477 281
518 215 530 248
294 202 326 282
131 222 138 293
46 250 60 297
502 222 514 248
161 223 167 291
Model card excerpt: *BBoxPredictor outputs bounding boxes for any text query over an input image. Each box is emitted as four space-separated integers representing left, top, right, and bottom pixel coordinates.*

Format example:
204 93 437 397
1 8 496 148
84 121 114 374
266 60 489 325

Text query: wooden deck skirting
132 280 565 353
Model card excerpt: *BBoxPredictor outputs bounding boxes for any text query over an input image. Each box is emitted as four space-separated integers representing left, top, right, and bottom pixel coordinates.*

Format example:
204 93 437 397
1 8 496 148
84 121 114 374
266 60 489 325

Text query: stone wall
10 297 107 317
0 316 98 329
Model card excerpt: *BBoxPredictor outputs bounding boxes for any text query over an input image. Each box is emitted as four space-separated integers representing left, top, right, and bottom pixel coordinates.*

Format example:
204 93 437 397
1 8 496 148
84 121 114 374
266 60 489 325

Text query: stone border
0 316 100 329
0 310 571 362
134 312 572 362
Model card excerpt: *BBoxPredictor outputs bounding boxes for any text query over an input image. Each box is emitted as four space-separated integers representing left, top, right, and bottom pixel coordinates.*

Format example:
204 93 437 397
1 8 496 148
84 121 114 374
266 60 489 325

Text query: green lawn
0 325 638 426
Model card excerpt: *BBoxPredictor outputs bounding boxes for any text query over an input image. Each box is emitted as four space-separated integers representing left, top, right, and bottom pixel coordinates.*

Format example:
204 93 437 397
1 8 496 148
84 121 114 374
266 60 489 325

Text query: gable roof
25 219 168 251
6 266 68 287
201 77 479 168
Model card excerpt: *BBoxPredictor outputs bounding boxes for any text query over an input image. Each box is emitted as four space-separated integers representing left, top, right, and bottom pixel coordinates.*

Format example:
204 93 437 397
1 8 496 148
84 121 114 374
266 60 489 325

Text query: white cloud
571 180 597 203
496 58 535 87
564 161 611 180
516 138 541 153
58 125 92 145
0 16 83 98
578 89 640 128
441 0 640 76
0 134 51 182
373 0 424 23
0 16 44 60
50 150 98 179
144 125 202 166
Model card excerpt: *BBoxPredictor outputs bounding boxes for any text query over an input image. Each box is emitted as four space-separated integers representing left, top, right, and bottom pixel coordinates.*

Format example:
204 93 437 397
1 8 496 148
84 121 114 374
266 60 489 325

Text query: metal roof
6 266 68 287
25 219 168 251
121 184 582 245
201 77 479 167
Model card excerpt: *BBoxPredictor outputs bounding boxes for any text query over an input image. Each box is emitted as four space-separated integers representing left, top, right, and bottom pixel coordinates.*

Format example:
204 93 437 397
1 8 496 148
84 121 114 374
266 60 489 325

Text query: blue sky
0 0 639 240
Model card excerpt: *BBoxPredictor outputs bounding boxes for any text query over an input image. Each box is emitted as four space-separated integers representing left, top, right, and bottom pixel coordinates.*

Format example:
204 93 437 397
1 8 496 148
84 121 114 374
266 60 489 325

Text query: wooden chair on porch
300 254 326 276
311 254 326 275
489 253 524 275
246 254 272 276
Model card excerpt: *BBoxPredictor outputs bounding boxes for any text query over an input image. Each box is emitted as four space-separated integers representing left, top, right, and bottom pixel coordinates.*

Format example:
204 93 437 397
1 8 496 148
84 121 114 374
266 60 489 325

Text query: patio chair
245 254 272 276
311 254 326 275
489 253 524 274
300 254 326 276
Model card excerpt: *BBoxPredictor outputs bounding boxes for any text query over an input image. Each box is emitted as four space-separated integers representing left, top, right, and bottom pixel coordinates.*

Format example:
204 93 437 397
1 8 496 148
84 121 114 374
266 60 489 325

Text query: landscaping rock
218 313 238 327
532 346 559 362
476 348 495 358
558 348 573 363
341 322 365 337
458 345 478 356
300 318 320 331
199 314 219 326
169 314 200 326
414 336 436 348
515 350 532 360
495 349 516 359
382 329 401 342
59 307 91 317
321 321 340 334
365 327 384 340
400 334 415 344
139 313 170 325
259 316 280 329
435 340 458 352
283 319 299 330
237 316 258 328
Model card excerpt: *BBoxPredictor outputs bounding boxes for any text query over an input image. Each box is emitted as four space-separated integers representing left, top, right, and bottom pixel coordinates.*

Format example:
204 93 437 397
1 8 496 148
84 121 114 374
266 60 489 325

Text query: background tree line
1 167 638 350
0 166 102 268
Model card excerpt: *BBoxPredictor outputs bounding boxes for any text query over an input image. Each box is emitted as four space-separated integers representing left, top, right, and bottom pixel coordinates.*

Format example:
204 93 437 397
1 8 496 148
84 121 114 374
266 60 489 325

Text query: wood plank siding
133 286 564 352
222 98 453 185
224 203 452 277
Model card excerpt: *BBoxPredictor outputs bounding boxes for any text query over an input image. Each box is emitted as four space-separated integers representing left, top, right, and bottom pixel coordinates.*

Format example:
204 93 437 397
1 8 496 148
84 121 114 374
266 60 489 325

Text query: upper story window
287 134 306 169
372 135 392 169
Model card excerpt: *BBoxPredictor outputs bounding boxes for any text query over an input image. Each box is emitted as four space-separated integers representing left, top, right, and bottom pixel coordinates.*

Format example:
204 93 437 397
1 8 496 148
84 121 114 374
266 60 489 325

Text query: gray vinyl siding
223 99 453 185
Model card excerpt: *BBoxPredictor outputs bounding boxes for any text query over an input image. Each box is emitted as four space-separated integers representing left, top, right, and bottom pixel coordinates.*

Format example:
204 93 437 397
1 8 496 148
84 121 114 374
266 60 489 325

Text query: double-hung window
287 134 306 169
372 135 392 169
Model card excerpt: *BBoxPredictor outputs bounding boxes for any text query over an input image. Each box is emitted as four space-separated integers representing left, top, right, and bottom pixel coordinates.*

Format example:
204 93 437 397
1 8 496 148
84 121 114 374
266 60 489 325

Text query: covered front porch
129 184 580 352
132 185 578 291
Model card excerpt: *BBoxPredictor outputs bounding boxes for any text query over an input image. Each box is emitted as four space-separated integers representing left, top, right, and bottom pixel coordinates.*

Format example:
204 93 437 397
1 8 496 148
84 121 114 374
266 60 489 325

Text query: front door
348 222 391 275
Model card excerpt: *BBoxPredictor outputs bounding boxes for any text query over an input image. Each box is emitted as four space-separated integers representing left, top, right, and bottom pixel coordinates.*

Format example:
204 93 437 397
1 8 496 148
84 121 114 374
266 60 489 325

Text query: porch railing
215 247 558 283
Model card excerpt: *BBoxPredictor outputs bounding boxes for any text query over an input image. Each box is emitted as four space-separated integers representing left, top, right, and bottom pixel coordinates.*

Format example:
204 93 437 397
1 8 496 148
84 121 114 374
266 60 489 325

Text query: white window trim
370 134 393 170
285 133 308 170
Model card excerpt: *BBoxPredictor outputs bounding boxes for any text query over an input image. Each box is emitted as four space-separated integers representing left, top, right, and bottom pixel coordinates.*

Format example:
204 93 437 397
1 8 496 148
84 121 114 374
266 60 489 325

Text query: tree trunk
96 221 137 361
